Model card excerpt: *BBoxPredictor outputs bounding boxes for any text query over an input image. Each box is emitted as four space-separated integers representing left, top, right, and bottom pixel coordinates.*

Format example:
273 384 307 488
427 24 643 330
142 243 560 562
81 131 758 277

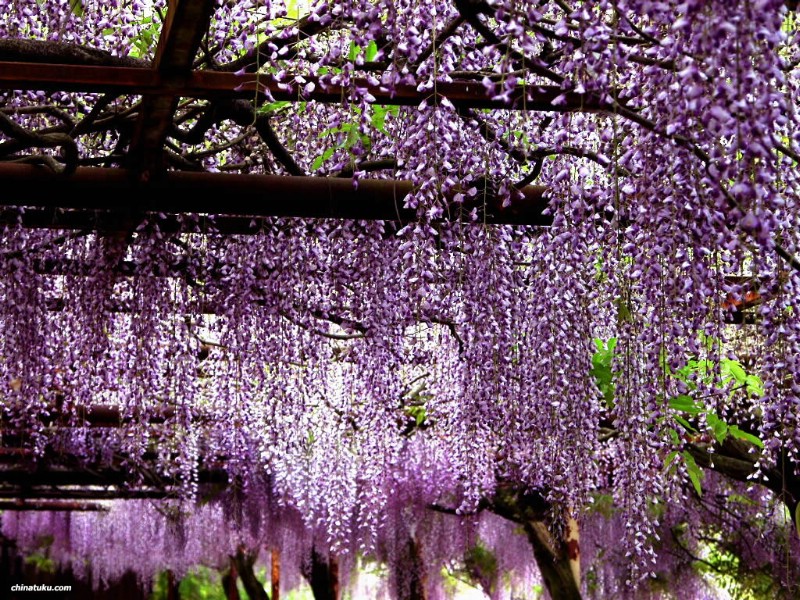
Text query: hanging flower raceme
0 1 799 597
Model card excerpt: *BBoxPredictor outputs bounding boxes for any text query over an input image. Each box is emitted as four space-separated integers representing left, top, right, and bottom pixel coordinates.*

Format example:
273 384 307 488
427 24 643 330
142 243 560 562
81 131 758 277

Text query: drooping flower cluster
0 0 799 597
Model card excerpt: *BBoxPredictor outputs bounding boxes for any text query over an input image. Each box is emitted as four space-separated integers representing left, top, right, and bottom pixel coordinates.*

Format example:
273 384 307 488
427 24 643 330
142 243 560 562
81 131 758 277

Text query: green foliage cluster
150 567 228 600
590 336 765 498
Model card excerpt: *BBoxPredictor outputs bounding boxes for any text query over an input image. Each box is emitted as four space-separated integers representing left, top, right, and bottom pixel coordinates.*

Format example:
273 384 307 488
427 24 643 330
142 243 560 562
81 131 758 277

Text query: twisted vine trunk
302 549 339 600
523 520 582 600
221 559 241 600
490 485 583 600
398 536 428 600
222 561 241 600
232 547 270 600
166 569 181 600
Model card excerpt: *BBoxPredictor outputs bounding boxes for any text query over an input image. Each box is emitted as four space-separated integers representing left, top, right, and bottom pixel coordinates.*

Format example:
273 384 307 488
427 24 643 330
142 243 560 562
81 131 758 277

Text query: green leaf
286 0 299 20
311 147 335 171
258 100 291 115
796 505 800 540
319 122 355 143
371 105 395 134
590 360 611 384
706 413 729 444
127 16 159 59
699 332 719 352
404 405 427 427
668 429 680 445
695 359 713 375
728 493 756 505
672 363 695 385
614 297 632 323
745 374 764 397
318 125 339 139
365 40 379 62
344 124 361 149
673 415 697 432
664 449 679 469
25 553 56 574
728 425 764 449
590 338 617 408
682 450 704 497
669 394 703 415
348 41 361 61
721 359 747 384
69 0 84 17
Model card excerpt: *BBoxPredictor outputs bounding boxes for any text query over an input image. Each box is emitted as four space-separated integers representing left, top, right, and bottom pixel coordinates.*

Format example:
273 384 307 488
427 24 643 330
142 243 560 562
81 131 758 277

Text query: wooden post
221 559 241 600
166 570 182 600
270 548 280 600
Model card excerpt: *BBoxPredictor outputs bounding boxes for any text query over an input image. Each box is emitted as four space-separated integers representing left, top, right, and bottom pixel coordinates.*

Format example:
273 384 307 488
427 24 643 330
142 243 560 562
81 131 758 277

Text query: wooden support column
270 549 280 600
127 0 216 178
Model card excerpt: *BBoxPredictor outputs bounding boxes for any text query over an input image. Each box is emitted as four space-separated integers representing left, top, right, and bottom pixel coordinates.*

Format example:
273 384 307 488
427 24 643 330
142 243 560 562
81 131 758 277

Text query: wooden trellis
0 0 579 230
0 1 768 507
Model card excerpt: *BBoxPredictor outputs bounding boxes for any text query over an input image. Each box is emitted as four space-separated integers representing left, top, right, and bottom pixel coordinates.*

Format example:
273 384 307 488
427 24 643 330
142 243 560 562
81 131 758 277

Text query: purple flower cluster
0 0 799 597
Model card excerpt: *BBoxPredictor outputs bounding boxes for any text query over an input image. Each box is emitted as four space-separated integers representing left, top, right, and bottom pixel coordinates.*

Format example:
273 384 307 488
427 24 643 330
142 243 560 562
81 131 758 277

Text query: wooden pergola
0 0 587 230
0 1 768 509
0 1 573 507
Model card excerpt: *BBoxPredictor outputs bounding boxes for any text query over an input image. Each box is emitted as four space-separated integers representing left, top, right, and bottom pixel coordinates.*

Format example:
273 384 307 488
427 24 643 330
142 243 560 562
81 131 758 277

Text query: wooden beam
0 467 228 487
0 164 552 226
0 61 597 112
0 500 109 511
0 488 169 500
153 0 215 73
1 208 270 234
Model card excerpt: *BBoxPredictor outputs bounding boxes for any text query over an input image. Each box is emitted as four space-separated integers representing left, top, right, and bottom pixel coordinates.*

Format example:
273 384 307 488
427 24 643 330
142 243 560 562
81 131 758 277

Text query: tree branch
220 6 340 73
254 115 305 176
0 112 79 174
0 38 145 67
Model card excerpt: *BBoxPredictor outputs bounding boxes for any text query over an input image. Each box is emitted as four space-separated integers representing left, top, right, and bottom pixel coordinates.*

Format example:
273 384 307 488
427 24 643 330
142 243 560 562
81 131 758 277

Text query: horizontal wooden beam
1 208 272 234
0 61 597 112
0 164 551 226
0 486 190 500
0 500 108 511
0 467 228 487
52 404 177 427
0 404 184 428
